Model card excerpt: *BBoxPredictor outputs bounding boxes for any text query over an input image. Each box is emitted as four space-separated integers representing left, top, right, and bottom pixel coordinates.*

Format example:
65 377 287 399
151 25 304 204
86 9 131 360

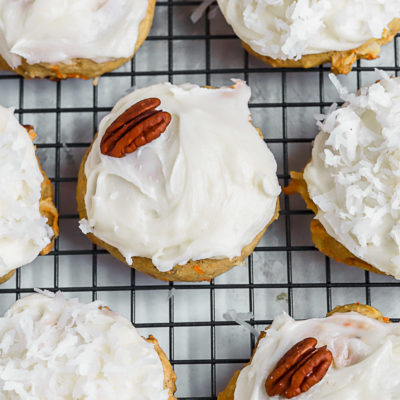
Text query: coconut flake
190 0 215 23
208 5 219 20
305 73 400 277
218 0 400 60
62 142 71 154
0 293 169 400
375 67 391 81
223 309 259 337
34 288 55 298
78 218 94 234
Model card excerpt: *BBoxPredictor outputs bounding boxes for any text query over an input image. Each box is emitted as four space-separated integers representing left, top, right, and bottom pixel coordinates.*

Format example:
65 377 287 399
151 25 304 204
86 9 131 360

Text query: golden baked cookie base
0 269 16 285
76 138 280 282
146 335 177 399
217 303 388 400
242 18 400 75
0 0 156 80
0 127 59 284
283 170 386 277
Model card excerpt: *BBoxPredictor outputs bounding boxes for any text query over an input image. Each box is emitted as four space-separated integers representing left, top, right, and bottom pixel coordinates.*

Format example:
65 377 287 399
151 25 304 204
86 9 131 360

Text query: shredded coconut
79 218 94 234
62 142 75 164
223 309 259 336
304 73 400 278
0 293 169 400
34 288 56 297
190 0 215 23
168 288 176 299
217 0 400 60
208 5 219 20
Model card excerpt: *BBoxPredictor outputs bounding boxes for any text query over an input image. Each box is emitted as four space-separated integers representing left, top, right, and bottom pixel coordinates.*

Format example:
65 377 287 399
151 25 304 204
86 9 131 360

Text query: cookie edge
217 303 388 400
0 0 156 80
0 127 59 284
242 18 400 75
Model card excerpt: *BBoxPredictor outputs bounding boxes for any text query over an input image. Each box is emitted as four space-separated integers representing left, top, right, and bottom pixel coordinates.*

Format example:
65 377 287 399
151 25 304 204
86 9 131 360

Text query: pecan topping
265 337 333 399
100 98 171 158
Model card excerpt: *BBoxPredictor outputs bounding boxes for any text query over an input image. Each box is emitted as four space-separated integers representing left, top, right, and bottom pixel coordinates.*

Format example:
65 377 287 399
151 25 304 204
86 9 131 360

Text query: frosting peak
82 81 280 271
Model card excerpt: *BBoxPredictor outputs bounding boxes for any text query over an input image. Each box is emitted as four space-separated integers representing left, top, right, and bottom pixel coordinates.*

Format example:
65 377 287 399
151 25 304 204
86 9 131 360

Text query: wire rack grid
0 1 400 399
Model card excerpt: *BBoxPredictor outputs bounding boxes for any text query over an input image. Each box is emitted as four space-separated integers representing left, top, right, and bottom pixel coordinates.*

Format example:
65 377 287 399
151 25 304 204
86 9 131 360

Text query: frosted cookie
218 303 394 400
76 80 281 282
0 107 58 285
0 291 176 399
217 0 400 74
285 73 400 278
0 0 156 80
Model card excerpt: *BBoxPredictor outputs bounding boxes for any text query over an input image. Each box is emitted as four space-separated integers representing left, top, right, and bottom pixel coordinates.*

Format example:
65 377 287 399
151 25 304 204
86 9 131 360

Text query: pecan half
265 337 333 399
100 98 171 158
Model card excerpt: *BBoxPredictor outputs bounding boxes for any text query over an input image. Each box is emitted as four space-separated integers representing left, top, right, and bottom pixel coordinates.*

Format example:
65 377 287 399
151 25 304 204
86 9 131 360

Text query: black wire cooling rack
1 1 400 399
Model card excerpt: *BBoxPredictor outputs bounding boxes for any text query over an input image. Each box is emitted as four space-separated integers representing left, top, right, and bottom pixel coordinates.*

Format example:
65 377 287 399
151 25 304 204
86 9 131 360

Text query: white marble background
0 1 399 398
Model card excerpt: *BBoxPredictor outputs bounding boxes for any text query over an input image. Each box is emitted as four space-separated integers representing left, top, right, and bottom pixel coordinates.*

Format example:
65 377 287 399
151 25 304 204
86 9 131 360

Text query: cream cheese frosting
217 0 400 61
235 311 400 400
304 73 400 278
0 0 149 68
0 106 52 278
0 292 169 400
81 80 280 272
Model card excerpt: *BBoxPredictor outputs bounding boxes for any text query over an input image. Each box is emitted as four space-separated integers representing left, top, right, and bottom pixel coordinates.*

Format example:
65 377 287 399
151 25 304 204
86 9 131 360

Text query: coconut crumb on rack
78 218 94 234
223 309 259 337
190 0 216 23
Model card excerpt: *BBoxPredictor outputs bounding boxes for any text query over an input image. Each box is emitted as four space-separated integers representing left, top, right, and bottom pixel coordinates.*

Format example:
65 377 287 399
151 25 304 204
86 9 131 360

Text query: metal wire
0 1 400 399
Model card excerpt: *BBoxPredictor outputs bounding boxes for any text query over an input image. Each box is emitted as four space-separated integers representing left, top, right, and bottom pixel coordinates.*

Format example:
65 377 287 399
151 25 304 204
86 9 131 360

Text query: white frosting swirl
235 311 400 400
217 0 400 60
0 292 169 400
304 74 400 278
0 106 52 277
0 0 149 68
82 81 280 271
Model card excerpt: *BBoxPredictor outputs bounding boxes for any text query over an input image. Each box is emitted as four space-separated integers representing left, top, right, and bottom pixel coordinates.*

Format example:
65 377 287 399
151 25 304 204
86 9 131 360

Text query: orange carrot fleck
51 65 64 79
383 317 390 323
357 302 361 305
28 130 37 140
50 65 89 80
66 73 89 80
344 322 352 327
193 264 204 274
